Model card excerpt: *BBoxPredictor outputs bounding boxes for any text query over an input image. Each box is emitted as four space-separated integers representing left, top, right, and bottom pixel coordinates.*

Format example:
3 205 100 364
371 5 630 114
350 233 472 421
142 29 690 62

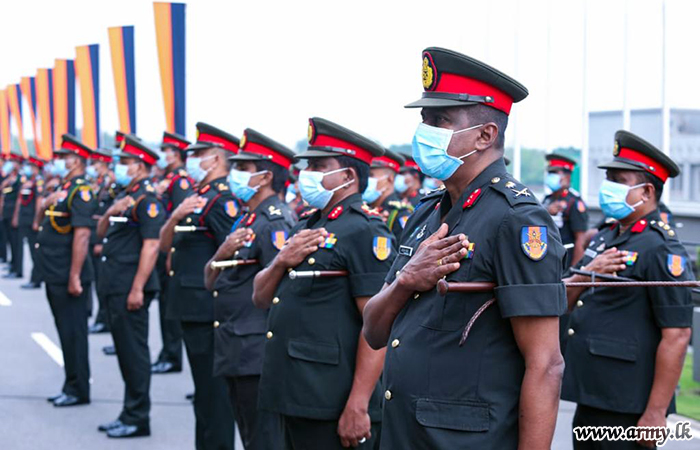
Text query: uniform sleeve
644 241 694 328
205 195 240 246
136 197 166 240
493 205 567 318
257 219 293 268
341 218 396 298
70 186 97 228
567 199 589 233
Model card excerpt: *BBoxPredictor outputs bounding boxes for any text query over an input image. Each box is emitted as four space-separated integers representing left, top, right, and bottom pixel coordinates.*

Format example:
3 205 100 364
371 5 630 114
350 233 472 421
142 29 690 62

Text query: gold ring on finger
437 258 443 266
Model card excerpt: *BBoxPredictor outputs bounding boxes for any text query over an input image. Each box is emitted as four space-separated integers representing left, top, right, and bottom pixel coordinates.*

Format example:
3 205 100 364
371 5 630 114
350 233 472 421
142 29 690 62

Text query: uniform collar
253 193 281 214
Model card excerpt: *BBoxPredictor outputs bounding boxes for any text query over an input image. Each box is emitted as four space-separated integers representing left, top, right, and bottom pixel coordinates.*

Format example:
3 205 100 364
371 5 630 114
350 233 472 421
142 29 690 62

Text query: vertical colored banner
75 44 100 148
154 2 186 135
36 68 55 159
108 26 136 134
7 84 29 158
53 59 76 147
0 89 10 154
20 76 40 154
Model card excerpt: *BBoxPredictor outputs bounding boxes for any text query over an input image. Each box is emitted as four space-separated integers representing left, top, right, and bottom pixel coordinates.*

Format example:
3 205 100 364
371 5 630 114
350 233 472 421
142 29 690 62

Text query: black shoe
89 322 109 334
102 345 116 355
151 361 182 374
47 393 64 403
21 281 41 289
185 392 194 401
53 394 89 407
98 419 123 432
2 272 20 279
106 424 150 438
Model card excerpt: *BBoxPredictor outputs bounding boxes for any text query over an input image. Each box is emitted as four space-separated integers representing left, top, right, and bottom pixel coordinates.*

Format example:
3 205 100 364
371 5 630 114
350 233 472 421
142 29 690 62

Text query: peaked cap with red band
8 149 24 162
28 156 46 168
117 134 159 166
90 148 114 163
296 117 384 165
54 134 93 159
161 131 191 151
546 153 576 173
115 131 125 149
406 47 528 115
187 122 240 154
598 130 680 183
399 153 420 173
229 128 295 169
371 148 405 173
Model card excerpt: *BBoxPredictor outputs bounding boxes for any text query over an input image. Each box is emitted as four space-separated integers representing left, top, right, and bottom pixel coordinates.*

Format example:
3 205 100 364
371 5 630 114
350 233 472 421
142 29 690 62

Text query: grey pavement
0 246 697 449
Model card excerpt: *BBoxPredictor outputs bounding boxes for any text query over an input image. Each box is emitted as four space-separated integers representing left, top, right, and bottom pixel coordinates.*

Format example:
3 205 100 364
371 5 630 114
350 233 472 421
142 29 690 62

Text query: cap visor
228 151 265 162
115 152 141 160
293 149 342 161
52 149 72 156
185 143 216 152
597 160 646 172
404 97 479 109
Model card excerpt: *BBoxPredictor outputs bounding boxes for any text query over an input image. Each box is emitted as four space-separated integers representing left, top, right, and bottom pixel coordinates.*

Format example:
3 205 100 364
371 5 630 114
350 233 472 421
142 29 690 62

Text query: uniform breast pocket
421 261 473 332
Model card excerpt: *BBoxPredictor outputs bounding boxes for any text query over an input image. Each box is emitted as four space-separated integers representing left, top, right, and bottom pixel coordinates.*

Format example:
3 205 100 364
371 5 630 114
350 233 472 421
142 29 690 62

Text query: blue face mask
156 153 168 170
598 180 647 220
21 165 33 178
186 155 215 183
53 159 68 178
394 174 408 194
422 177 441 191
2 161 15 175
285 185 297 204
228 168 267 203
298 168 352 210
114 163 133 186
412 122 482 180
362 176 386 204
86 165 98 180
545 173 562 192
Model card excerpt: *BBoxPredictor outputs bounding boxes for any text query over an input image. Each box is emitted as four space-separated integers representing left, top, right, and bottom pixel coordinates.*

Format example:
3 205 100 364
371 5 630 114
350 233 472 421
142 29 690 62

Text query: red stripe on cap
197 133 239 153
90 153 113 163
548 159 575 171
29 157 45 168
244 141 293 169
163 135 188 149
434 73 514 115
61 141 91 158
372 156 400 173
403 160 419 170
123 143 156 165
311 135 373 165
617 147 669 182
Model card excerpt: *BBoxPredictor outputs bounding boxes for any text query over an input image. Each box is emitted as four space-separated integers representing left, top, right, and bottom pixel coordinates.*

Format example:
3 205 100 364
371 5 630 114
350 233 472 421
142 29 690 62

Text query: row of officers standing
1 46 696 450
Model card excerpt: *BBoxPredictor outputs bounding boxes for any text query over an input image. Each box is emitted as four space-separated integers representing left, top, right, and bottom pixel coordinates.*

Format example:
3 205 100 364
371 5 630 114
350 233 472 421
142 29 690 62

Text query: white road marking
31 332 64 367
0 290 11 306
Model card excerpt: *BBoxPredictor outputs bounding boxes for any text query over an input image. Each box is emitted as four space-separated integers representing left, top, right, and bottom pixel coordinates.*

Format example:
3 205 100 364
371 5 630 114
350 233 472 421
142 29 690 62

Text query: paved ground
0 248 697 449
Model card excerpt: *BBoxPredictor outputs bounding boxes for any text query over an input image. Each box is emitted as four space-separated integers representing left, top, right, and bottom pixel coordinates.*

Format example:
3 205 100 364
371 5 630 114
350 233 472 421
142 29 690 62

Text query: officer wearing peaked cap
363 47 567 449
2 149 23 279
95 134 165 438
395 154 425 208
562 131 694 449
204 127 297 450
17 155 46 289
253 117 396 449
159 122 240 450
38 134 98 407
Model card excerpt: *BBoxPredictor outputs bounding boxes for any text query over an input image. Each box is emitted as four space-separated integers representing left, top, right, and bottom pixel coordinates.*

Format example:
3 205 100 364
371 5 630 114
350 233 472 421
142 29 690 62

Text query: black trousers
46 283 90 400
225 376 283 450
107 292 154 427
155 257 182 367
0 215 7 261
573 404 650 449
19 225 40 283
282 416 381 450
182 321 236 450
4 218 20 275
90 252 109 328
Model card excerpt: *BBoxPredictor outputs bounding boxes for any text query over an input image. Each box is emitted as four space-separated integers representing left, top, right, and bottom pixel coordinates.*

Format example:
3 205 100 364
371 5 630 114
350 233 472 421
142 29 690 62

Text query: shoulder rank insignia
321 233 337 249
372 236 391 261
147 202 160 218
268 205 282 216
521 226 548 261
80 189 92 202
179 178 189 190
328 205 343 220
577 200 586 213
218 183 228 191
271 230 288 250
511 186 531 198
146 184 155 193
462 188 482 208
361 204 382 217
225 200 238 218
623 251 638 266
667 254 685 277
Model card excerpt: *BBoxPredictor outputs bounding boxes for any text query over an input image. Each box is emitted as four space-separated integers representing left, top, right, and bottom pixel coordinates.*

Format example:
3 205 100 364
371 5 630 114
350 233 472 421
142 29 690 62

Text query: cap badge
307 121 316 143
613 140 620 156
239 133 247 149
422 54 437 91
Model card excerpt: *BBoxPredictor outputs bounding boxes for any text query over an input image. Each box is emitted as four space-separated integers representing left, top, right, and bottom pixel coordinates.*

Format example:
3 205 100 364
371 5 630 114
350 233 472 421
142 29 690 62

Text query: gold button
391 339 400 348
384 390 392 400
186 217 192 224
234 251 240 257
38 226 43 232
576 300 583 308
658 221 665 227
213 291 218 298
414 293 420 299
568 328 575 336
170 247 175 253
213 321 220 328
266 331 273 339
169 270 174 276
272 297 280 304
308 257 316 265
34 243 40 249
491 177 500 184
669 230 675 237
395 270 401 278
650 220 656 225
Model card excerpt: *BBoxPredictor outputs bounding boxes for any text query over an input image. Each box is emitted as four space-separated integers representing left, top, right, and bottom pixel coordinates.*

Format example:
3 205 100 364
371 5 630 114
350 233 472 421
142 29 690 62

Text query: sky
1 0 699 151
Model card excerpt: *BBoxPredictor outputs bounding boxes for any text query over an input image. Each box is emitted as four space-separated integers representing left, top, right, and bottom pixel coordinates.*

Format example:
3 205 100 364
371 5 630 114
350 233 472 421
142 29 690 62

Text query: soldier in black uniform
363 48 566 449
95 135 165 438
0 155 8 263
159 122 240 450
253 117 395 449
17 156 45 289
543 153 589 267
204 128 296 450
38 134 97 407
562 131 694 449
395 154 425 208
152 131 191 375
362 149 413 241
2 151 22 278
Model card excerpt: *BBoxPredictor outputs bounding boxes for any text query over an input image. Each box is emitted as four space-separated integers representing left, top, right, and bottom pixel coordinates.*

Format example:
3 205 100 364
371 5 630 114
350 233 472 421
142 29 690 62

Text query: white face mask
298 168 353 209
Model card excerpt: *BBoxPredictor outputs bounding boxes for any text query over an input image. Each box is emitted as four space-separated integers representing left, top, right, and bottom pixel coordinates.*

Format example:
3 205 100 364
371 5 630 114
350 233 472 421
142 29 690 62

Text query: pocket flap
416 398 490 432
287 339 339 365
587 337 638 362
233 318 267 336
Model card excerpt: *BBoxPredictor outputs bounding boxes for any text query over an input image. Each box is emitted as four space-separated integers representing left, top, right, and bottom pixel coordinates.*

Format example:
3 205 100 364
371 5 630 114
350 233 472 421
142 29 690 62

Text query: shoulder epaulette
488 177 539 207
261 203 285 220
649 219 677 240
217 182 229 192
358 203 383 218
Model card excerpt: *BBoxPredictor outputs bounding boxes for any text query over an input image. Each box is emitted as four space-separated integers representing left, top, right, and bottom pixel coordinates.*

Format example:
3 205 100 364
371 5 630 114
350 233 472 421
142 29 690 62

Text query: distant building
589 108 700 213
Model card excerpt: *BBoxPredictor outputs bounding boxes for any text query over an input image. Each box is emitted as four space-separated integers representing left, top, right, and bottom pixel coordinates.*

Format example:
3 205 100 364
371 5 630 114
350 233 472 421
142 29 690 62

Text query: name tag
399 245 414 257
584 248 597 259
